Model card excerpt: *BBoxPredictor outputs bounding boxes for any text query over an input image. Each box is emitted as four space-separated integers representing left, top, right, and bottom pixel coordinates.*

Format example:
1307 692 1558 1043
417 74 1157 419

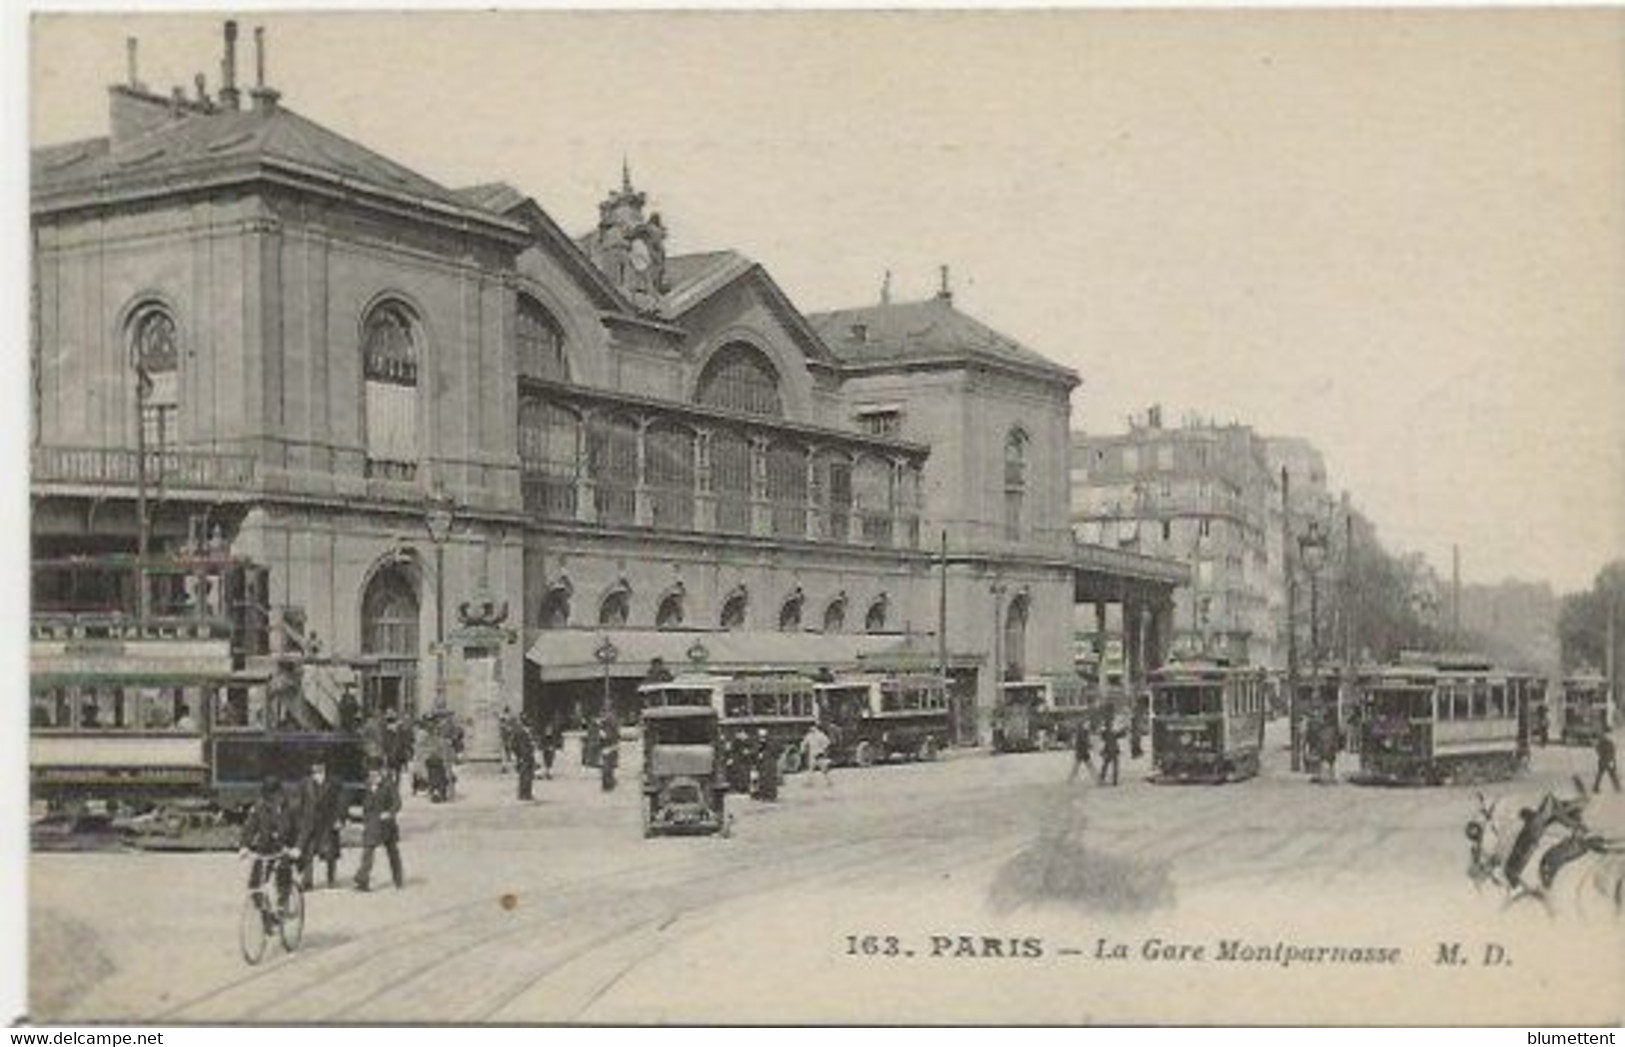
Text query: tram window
1471 687 1488 719
1490 686 1506 718
31 689 70 729
724 693 749 719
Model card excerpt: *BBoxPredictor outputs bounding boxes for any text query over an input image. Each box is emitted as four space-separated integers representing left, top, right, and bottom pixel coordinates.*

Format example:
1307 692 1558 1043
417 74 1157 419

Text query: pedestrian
1068 719 1093 782
353 764 403 892
383 712 412 786
1129 701 1145 760
583 714 601 769
1594 732 1620 795
645 657 674 684
425 728 453 803
497 707 516 775
600 713 620 792
800 722 833 787
514 720 538 801
1534 704 1549 747
1318 718 1342 784
539 720 559 780
1098 719 1122 786
337 685 361 733
294 761 344 890
752 728 780 801
239 777 296 932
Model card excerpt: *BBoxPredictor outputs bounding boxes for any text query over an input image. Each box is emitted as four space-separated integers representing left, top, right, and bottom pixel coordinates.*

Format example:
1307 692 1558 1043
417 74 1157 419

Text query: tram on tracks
813 672 950 766
1148 660 1268 783
635 672 818 774
990 674 1093 754
1354 659 1528 785
1558 672 1614 747
30 553 366 841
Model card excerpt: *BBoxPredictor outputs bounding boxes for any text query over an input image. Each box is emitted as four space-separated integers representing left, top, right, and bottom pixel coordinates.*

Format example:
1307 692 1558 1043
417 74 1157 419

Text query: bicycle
238 847 305 965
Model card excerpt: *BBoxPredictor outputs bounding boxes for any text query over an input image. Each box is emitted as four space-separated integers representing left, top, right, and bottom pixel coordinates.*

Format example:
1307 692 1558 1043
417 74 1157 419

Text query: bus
990 674 1095 754
1148 660 1268 783
814 672 950 766
1355 660 1526 785
636 672 818 774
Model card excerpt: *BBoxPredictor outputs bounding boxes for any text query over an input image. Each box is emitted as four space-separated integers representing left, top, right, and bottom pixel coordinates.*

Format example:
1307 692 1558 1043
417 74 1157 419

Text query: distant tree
1558 560 1625 673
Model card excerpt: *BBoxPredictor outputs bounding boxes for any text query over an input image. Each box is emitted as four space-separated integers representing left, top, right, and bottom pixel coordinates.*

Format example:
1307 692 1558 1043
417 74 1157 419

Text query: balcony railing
33 445 257 492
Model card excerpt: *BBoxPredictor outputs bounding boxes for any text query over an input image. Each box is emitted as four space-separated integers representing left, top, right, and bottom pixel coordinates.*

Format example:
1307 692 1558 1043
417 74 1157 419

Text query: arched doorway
361 563 421 718
1004 594 1029 680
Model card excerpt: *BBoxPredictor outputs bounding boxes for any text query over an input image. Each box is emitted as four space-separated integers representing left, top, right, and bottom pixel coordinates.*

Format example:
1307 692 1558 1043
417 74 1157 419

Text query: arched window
720 589 749 631
854 455 894 547
814 450 853 542
823 596 847 634
646 422 696 530
779 591 804 632
516 295 568 382
865 596 889 635
656 591 685 630
766 441 808 538
711 429 753 535
361 565 419 716
696 343 782 417
587 413 639 526
1004 429 1028 540
599 587 631 627
362 301 420 480
538 586 571 629
518 398 580 519
1004 594 1029 681
130 305 179 451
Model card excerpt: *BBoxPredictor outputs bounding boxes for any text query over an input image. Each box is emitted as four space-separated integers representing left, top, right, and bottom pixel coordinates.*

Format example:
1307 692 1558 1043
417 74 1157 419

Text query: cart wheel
854 741 876 768
239 894 269 966
278 881 305 953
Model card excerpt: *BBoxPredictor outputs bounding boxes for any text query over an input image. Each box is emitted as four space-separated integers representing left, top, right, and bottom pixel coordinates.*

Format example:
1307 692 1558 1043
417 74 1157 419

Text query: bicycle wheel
239 894 269 966
278 880 305 953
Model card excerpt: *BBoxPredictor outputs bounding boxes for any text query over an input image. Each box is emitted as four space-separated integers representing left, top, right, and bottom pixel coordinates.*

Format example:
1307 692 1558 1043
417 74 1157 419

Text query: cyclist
240 775 297 932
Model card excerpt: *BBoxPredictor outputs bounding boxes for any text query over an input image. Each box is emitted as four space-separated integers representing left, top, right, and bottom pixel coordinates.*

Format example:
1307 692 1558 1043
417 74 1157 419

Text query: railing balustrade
33 445 257 491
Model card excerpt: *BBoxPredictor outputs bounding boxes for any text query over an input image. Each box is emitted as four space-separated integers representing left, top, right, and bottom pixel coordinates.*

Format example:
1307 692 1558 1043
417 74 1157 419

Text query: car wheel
855 741 876 768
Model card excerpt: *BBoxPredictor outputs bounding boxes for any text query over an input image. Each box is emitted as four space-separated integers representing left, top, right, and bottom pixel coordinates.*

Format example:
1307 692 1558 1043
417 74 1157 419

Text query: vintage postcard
17 9 1625 1026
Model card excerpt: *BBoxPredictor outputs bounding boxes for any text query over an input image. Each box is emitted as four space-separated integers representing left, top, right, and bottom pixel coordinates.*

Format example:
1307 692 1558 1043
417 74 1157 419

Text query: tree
1558 560 1625 674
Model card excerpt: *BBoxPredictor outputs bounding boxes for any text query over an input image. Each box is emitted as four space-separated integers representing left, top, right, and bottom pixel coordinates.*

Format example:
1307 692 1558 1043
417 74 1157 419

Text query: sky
26 10 1625 593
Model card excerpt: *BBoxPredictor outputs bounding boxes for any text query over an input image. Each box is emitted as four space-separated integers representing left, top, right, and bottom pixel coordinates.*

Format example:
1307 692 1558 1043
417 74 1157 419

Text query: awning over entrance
525 629 916 682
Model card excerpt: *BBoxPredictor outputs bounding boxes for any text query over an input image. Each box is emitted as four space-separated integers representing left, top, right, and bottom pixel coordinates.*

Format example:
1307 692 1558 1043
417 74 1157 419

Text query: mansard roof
808 295 1079 387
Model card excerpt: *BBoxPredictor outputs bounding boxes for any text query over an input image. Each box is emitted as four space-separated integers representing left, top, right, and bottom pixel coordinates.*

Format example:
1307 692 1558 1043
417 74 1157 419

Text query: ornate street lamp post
595 637 620 719
424 496 456 715
1297 519 1329 771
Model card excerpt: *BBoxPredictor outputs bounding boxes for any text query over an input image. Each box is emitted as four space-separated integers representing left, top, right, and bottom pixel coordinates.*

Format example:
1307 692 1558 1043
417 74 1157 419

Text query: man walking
539 720 559 780
514 720 538 801
354 764 404 892
1098 718 1122 786
1595 731 1620 794
1068 719 1093 782
800 721 833 787
294 761 344 890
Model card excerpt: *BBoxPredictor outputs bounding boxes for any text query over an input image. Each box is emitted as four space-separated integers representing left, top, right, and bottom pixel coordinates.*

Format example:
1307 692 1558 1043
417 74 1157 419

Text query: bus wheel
918 736 940 762
854 741 877 768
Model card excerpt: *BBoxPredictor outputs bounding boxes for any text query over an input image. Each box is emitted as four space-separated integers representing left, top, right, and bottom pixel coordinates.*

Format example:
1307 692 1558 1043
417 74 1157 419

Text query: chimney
250 27 282 112
126 37 140 88
880 269 892 305
937 264 952 303
219 21 241 110
193 72 211 109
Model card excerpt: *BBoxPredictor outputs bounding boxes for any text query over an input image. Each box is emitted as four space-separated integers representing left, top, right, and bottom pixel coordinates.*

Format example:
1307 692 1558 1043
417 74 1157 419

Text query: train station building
29 23 1186 757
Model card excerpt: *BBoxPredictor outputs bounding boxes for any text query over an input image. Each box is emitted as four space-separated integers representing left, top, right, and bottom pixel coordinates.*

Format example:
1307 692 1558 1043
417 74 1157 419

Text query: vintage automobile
637 678 729 837
813 672 950 766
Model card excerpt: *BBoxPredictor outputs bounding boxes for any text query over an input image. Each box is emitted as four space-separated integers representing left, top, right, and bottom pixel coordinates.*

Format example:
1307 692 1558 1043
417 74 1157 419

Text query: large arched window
361 565 420 716
854 455 895 547
779 590 805 632
518 398 580 519
587 413 639 526
696 343 782 417
362 301 420 480
822 595 848 634
720 588 749 631
599 585 631 627
538 585 571 629
516 295 568 382
656 590 685 630
1004 594 1029 681
766 441 808 538
646 422 696 530
865 595 889 635
711 429 753 535
130 304 179 451
1004 429 1028 540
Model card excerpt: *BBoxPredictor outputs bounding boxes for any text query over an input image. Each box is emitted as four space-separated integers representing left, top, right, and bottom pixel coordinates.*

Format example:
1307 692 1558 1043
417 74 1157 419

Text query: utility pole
1451 544 1461 648
1283 466 1299 772
937 529 950 738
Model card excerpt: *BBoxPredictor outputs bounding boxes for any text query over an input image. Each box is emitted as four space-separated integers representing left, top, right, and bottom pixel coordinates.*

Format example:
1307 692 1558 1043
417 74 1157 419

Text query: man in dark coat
239 777 296 931
600 713 620 792
1098 721 1122 786
752 729 780 802
513 721 538 801
294 761 345 890
337 686 362 733
383 712 412 785
1068 719 1094 782
539 721 560 780
1595 732 1620 794
354 765 403 891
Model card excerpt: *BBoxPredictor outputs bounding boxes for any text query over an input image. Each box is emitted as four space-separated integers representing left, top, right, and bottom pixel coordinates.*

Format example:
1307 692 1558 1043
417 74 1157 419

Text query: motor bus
1148 660 1268 782
990 674 1094 754
813 672 950 766
1355 660 1526 785
637 679 728 837
1559 672 1614 747
635 672 818 775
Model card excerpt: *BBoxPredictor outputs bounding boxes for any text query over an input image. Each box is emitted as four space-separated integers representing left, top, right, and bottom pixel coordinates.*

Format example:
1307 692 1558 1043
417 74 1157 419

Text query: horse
1465 778 1625 919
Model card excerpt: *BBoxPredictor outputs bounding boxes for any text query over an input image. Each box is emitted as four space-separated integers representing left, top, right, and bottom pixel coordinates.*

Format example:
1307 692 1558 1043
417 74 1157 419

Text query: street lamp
595 637 620 718
1297 520 1329 772
424 495 456 715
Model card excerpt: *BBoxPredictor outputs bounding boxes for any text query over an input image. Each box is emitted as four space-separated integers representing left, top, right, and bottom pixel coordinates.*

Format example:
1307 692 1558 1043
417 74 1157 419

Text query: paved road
29 724 1625 1024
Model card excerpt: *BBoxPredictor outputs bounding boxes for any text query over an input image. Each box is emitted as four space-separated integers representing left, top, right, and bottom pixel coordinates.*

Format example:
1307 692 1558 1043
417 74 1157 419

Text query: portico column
1094 600 1109 690
1124 595 1144 703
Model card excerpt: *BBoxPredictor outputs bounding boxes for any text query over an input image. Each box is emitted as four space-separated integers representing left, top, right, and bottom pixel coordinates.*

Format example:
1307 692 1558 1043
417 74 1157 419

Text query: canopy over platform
526 629 918 682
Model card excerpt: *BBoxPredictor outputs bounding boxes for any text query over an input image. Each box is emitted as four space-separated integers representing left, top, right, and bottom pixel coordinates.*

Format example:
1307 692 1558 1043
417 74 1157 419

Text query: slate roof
807 296 1078 384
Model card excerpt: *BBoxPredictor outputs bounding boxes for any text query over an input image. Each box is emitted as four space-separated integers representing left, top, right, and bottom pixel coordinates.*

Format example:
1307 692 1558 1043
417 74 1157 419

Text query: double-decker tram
1355 659 1527 785
1558 672 1614 747
1148 660 1268 783
813 672 950 766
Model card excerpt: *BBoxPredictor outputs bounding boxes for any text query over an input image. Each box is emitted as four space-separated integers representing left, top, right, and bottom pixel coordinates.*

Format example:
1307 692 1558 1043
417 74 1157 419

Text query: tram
990 674 1093 753
1354 659 1526 785
30 553 366 837
636 672 818 774
1148 660 1268 783
1558 672 1614 747
814 672 950 766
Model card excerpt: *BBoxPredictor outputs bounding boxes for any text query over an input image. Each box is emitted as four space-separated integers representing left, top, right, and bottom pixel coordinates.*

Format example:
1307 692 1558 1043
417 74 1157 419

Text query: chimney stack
126 37 140 89
249 27 282 112
880 269 892 305
193 72 211 108
937 264 952 303
219 21 241 110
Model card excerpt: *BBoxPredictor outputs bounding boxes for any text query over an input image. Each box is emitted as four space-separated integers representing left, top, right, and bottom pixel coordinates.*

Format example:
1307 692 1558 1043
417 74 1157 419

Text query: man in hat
513 719 538 801
752 728 780 802
1097 713 1123 787
600 712 620 792
294 760 345 890
240 776 296 931
1595 730 1620 795
354 764 404 891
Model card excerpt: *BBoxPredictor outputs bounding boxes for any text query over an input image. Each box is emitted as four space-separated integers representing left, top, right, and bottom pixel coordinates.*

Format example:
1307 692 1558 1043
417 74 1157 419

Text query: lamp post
424 496 456 715
1298 519 1329 769
595 637 620 719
